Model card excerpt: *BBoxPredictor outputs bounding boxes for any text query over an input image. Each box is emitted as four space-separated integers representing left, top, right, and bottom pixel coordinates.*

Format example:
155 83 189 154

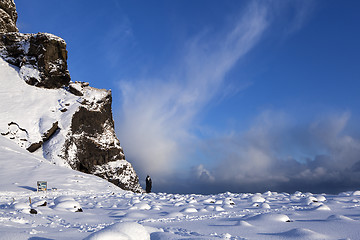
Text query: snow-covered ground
1 136 360 240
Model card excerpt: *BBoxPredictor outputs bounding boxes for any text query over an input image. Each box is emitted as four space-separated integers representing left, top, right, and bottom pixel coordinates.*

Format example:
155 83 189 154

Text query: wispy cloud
285 0 316 35
115 1 323 192
101 16 136 69
116 1 270 182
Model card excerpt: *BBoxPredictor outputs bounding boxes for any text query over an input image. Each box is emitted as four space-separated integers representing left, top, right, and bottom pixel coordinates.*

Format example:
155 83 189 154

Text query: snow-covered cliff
0 1 142 193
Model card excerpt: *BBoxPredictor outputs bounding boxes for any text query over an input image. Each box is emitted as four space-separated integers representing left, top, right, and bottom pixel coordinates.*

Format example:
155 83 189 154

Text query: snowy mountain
0 0 142 193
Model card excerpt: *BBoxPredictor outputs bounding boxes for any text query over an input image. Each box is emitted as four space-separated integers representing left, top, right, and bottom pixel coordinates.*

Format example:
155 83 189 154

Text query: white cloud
192 165 215 183
113 1 328 194
198 111 360 193
116 1 270 179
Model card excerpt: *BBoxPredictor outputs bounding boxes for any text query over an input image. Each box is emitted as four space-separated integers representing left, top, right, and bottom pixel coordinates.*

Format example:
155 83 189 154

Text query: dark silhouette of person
145 175 152 193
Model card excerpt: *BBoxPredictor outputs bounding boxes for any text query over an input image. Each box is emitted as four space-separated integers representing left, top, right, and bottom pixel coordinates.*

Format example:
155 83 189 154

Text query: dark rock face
43 122 59 142
0 0 18 33
0 32 70 88
65 89 126 172
93 161 142 192
27 141 43 153
62 83 142 192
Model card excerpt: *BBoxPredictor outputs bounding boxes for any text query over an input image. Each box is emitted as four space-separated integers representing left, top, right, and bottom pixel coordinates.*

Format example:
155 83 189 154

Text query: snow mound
327 214 354 221
84 222 150 240
180 207 198 213
302 196 319 205
313 204 331 211
249 213 291 222
214 206 225 212
352 190 360 196
11 202 30 210
203 198 216 204
54 196 76 204
315 195 327 202
238 220 253 227
129 203 151 210
53 196 82 212
250 194 266 203
274 228 328 239
261 203 271 209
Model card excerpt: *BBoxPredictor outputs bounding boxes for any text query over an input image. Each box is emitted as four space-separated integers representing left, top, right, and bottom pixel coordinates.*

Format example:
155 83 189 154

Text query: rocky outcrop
1 122 28 148
0 1 68 88
27 121 59 153
61 82 142 192
0 32 70 88
0 0 18 33
0 0 142 193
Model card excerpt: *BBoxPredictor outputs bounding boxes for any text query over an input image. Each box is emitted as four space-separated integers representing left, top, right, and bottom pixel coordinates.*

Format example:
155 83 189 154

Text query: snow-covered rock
0 1 142 193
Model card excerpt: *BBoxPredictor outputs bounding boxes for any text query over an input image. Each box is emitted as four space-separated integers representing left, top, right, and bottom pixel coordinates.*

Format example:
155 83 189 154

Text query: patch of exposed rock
0 0 18 33
0 32 70 88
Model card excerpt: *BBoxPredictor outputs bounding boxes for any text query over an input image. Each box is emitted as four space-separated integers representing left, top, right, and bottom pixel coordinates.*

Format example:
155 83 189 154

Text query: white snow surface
1 136 360 239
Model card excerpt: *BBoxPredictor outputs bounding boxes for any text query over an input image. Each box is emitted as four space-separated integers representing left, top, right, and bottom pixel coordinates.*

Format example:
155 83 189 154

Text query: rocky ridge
0 1 142 192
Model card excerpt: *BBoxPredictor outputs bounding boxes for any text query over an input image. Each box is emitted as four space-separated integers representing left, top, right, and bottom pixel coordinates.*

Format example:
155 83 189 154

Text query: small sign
37 181 47 192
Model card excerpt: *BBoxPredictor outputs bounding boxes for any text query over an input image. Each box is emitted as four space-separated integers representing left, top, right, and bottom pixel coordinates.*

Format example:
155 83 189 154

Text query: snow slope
0 56 79 166
1 135 360 239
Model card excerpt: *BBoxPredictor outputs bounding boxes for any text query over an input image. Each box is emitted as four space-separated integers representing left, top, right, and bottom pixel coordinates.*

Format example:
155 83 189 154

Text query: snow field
2 185 360 239
1 138 360 239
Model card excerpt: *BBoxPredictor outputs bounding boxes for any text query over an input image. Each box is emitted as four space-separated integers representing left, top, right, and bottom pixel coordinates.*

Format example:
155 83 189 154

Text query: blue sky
15 0 360 194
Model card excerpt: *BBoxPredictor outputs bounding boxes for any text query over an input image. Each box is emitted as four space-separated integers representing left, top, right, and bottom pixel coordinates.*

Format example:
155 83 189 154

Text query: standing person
145 175 152 193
